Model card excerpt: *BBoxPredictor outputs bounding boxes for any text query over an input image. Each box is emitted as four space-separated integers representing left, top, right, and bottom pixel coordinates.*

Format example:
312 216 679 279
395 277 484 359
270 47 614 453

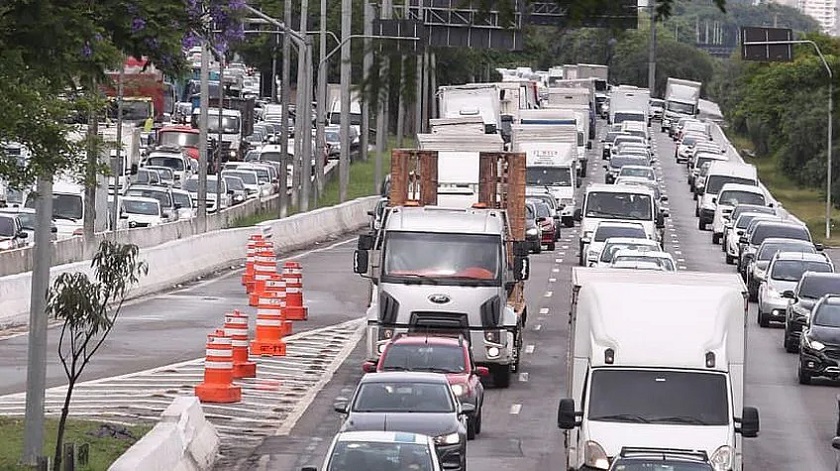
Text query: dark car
529 199 558 251
601 131 631 160
335 372 471 471
738 221 812 281
721 204 776 249
608 447 713 471
525 202 541 254
798 295 840 384
364 334 488 440
746 238 820 301
783 273 840 353
604 155 649 184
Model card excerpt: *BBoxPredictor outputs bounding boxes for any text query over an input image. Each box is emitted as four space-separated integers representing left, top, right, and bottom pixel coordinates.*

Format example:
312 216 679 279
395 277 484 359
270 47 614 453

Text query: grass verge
0 417 150 470
727 131 840 246
232 137 409 228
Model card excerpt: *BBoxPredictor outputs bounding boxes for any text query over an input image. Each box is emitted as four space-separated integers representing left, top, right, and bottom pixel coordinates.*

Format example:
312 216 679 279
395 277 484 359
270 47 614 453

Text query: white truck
518 109 588 178
557 268 760 471
437 84 502 134
100 124 141 196
661 78 702 133
513 140 577 227
563 64 579 80
191 107 244 160
575 64 608 93
609 86 650 126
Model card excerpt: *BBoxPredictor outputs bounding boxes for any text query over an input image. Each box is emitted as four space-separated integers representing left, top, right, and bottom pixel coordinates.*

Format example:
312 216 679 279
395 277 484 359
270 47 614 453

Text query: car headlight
486 346 500 358
434 432 460 446
526 228 539 236
484 330 501 343
709 445 733 471
451 384 466 397
804 335 825 351
584 441 609 470
229 150 236 157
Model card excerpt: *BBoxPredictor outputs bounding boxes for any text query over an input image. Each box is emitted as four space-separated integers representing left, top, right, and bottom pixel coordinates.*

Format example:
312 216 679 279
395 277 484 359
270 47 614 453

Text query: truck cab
191 107 243 160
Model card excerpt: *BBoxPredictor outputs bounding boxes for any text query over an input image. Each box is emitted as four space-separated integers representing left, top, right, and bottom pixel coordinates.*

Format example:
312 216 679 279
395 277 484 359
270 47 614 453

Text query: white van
697 162 758 230
710 183 768 244
25 180 85 239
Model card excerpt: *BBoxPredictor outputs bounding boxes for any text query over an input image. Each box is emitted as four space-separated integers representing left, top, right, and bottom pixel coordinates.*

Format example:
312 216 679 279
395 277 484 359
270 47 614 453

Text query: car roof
334 430 433 445
619 165 653 171
360 371 450 383
760 237 812 246
127 185 170 193
0 207 34 214
802 272 840 280
719 183 763 194
122 196 160 204
389 335 464 347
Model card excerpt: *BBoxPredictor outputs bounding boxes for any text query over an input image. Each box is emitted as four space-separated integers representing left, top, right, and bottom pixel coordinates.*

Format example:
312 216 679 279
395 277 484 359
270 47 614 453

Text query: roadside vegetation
0 417 150 471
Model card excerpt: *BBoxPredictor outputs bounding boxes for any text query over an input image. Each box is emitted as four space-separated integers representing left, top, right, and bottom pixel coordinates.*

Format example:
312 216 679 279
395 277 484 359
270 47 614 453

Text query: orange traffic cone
245 240 273 294
249 246 278 307
249 294 287 357
195 329 242 403
225 310 256 379
242 234 264 288
263 274 292 336
283 261 309 321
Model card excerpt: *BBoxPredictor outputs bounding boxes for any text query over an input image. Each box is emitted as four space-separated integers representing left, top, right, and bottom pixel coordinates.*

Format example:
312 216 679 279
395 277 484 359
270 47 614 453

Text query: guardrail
0 161 338 277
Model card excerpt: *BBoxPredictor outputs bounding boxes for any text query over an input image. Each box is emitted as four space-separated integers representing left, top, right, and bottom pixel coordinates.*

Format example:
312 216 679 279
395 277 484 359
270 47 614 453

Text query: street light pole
198 41 210 225
648 0 656 95
112 64 125 232
216 60 224 212
339 0 352 203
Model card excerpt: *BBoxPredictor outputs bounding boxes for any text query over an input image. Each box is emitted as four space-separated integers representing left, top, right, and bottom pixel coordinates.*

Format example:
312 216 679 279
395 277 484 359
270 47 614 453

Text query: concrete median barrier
108 396 219 471
0 195 378 329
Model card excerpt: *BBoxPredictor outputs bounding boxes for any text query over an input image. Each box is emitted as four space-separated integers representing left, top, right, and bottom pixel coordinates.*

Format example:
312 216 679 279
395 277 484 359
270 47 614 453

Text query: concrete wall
0 195 377 329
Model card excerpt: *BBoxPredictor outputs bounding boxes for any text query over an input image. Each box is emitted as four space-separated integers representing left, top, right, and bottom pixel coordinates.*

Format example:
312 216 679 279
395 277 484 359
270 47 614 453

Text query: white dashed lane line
525 344 536 354
539 307 550 315
544 291 553 297
510 404 522 415
519 373 529 383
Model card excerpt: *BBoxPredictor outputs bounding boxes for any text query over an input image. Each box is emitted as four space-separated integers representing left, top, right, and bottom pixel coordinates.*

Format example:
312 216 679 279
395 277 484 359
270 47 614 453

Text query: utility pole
314 0 328 199
648 0 657 96
198 41 210 225
339 0 352 202
375 0 392 195
415 51 424 136
83 80 98 242
111 65 125 233
300 36 313 211
271 33 279 103
362 2 375 163
216 60 224 211
279 0 292 217
429 52 437 120
21 177 54 466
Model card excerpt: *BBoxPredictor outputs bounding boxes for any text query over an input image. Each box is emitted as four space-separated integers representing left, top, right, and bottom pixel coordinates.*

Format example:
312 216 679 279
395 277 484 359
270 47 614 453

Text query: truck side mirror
358 233 374 250
832 437 840 451
557 398 579 429
737 406 760 438
353 249 369 274
573 208 582 221
739 236 748 244
513 255 529 281
782 290 795 299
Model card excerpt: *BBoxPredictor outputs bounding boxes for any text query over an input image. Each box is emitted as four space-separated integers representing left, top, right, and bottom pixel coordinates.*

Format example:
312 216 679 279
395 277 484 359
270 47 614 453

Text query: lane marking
519 373 529 382
552 267 560 273
549 278 556 283
534 324 542 331
555 258 563 263
510 404 522 415
539 307 549 315
544 291 553 297
525 344 536 354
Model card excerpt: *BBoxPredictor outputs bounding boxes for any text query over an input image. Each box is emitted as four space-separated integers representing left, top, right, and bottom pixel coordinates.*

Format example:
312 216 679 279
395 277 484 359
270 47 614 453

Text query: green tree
46 241 148 471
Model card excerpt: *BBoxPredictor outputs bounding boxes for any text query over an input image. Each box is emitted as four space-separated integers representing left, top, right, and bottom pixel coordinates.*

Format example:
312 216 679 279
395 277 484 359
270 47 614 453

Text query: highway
240 120 840 471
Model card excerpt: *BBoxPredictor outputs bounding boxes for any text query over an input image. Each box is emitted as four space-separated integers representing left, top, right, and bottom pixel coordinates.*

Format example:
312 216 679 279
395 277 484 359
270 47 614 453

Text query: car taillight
72 228 84 236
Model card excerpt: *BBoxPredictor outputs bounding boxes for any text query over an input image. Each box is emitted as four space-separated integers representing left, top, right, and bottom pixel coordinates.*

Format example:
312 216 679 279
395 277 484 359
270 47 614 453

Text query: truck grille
409 311 469 339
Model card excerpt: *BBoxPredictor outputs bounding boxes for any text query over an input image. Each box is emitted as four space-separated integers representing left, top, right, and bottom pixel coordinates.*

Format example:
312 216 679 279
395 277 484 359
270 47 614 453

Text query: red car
363 334 488 440
529 199 557 251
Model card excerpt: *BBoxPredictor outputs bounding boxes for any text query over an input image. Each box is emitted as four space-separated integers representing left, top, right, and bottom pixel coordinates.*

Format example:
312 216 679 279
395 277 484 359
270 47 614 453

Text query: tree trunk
53 379 75 471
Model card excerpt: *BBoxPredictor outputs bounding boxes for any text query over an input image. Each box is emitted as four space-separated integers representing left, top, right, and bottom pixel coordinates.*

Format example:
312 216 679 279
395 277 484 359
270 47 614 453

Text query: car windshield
612 459 712 471
245 167 270 183
610 157 648 170
758 242 815 261
172 192 192 208
613 255 675 271
326 131 340 143
526 167 571 187
0 217 15 237
813 304 840 327
327 441 434 471
667 101 696 115
260 152 284 163
594 226 646 242
600 243 655 263
607 132 629 143
585 192 653 221
681 136 699 147
613 137 643 148
147 156 185 171
381 344 466 373
352 381 454 413
184 178 221 193
148 167 174 180
125 189 172 208
135 170 156 185
224 177 245 191
799 276 840 300
588 369 729 426
735 214 766 230
771 260 833 282
619 168 653 179
532 202 552 218
718 190 765 207
158 131 200 148
705 176 755 195
694 156 723 171
383 232 500 284
10 212 36 230
123 199 160 215
225 171 258 185
751 225 810 245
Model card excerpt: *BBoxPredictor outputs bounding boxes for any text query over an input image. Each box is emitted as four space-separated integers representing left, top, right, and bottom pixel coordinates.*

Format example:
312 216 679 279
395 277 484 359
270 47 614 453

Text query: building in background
796 0 838 35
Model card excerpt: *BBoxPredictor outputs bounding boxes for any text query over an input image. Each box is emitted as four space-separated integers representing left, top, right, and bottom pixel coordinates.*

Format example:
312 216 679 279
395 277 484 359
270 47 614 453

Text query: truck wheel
758 311 770 328
698 220 706 230
548 242 556 251
493 367 511 388
563 217 574 228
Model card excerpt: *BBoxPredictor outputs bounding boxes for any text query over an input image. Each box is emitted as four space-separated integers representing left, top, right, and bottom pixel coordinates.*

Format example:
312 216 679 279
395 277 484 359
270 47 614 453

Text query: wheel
693 192 698 201
712 233 721 244
534 244 541 254
474 404 482 435
493 366 511 388
725 254 735 265
554 229 561 241
548 242 556 251
698 220 706 230
467 414 477 440
564 218 574 228
695 207 700 217
579 166 588 178
758 310 769 328
798 366 812 385
748 286 758 302
784 331 799 353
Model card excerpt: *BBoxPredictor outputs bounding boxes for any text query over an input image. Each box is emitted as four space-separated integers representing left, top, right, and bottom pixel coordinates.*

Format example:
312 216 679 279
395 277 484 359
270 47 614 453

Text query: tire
534 244 541 254
493 367 511 388
579 165 588 178
725 254 735 265
798 366 812 385
563 217 574 228
548 242 556 251
784 332 799 353
693 192 698 201
475 404 482 435
467 414 477 440
758 310 770 328
695 207 700 217
698 220 706 230
712 233 721 245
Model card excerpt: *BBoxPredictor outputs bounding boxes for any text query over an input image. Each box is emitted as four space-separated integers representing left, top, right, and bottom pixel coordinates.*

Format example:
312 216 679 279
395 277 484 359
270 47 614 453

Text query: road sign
741 27 793 62
527 0 638 29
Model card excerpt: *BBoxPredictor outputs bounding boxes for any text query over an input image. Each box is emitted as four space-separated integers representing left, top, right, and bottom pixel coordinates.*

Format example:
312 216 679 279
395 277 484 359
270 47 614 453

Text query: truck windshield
110 101 152 121
383 232 501 284
613 112 645 125
195 115 241 134
147 156 185 171
705 176 755 195
588 370 729 426
717 190 764 207
159 131 200 148
585 192 652 221
527 167 571 187
667 101 696 115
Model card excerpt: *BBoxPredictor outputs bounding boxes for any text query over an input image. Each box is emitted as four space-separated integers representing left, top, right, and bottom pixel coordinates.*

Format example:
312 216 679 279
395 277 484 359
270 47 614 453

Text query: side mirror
353 249 369 274
711 197 717 204
227 190 235 195
475 366 490 377
536 217 546 223
815 243 825 251
573 208 582 221
736 230 744 236
119 214 129 219
367 210 375 216
333 401 348 414
358 233 375 250
18 231 28 239
51 226 58 233
739 236 748 244
737 406 760 438
460 403 476 415
513 255 530 281
768 202 775 208
557 398 579 430
581 237 591 245
660 195 669 202
832 437 840 451
602 165 609 170
130 163 138 174
782 290 795 299
362 361 377 373
174 203 182 210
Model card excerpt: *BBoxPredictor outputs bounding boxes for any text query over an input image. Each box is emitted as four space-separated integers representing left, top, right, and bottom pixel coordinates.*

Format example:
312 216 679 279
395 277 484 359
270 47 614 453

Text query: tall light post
648 0 657 95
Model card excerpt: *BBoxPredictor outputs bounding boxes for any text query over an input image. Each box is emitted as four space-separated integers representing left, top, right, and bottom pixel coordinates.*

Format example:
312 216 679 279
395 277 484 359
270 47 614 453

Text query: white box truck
513 140 577 227
609 86 650 126
437 84 502 134
661 78 702 133
517 110 587 178
557 268 760 471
